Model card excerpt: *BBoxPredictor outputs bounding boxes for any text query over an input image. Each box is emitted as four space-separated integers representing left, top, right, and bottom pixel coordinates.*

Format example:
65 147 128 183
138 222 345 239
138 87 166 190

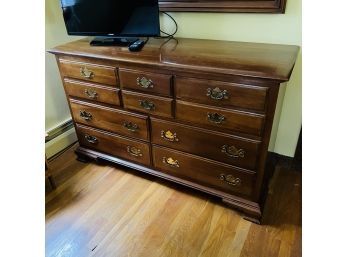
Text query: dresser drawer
59 58 117 85
176 100 265 136
122 90 174 118
151 118 261 170
175 77 268 111
119 69 172 96
64 78 120 106
152 146 255 197
70 99 149 141
76 124 151 166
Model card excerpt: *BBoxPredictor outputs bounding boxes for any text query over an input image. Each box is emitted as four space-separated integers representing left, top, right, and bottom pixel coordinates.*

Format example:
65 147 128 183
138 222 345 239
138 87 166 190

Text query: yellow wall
45 0 301 157
45 0 82 130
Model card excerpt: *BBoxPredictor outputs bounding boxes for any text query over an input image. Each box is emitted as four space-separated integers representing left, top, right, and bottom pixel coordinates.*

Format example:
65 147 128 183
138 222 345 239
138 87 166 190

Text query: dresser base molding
75 146 263 223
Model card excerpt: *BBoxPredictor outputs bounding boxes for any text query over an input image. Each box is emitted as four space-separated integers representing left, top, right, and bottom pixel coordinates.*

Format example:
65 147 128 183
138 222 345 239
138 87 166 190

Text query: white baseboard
45 127 77 159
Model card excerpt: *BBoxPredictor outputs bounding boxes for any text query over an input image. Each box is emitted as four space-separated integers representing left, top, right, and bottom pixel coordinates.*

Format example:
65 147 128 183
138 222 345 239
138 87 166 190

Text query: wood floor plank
198 207 241 257
90 182 174 257
46 145 302 257
153 197 211 257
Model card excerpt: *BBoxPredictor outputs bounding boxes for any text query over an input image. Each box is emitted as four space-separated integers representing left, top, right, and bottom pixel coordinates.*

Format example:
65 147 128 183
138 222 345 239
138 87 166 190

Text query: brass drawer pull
207 112 225 124
221 145 245 158
139 100 155 110
127 146 143 157
207 87 228 100
79 110 93 121
161 130 179 142
162 157 180 168
123 121 138 132
137 77 154 88
84 134 98 144
84 88 98 99
80 67 94 79
219 174 241 186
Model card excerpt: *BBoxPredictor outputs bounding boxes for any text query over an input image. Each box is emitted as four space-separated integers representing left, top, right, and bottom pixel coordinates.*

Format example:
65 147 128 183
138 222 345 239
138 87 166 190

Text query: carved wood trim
159 0 287 13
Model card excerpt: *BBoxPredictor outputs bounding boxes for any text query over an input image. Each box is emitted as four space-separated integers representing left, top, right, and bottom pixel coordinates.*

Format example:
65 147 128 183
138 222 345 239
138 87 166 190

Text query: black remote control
128 39 145 52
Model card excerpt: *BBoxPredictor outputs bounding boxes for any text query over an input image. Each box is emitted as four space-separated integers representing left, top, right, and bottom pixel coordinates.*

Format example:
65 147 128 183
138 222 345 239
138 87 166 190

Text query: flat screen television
60 0 160 45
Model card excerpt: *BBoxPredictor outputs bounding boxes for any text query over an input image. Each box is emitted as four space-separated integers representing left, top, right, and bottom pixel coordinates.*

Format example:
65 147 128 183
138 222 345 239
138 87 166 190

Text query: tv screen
60 0 160 37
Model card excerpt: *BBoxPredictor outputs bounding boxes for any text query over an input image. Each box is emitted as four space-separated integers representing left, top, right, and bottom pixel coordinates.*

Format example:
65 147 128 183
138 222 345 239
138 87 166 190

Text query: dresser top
49 37 299 82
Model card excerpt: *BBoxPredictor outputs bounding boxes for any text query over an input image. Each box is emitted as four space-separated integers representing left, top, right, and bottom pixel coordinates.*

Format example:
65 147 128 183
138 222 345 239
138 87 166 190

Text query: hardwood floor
46 144 301 257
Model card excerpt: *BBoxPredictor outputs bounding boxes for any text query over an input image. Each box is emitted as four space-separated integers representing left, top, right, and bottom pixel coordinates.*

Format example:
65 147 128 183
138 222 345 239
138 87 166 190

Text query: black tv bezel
60 1 161 38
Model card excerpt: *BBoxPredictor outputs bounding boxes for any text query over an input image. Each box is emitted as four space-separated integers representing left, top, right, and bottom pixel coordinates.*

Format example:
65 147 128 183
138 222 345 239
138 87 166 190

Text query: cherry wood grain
119 68 173 96
76 124 151 166
70 99 149 141
49 37 299 82
122 90 174 118
59 57 117 86
175 76 268 112
64 78 121 106
151 118 261 170
152 145 255 197
176 100 265 136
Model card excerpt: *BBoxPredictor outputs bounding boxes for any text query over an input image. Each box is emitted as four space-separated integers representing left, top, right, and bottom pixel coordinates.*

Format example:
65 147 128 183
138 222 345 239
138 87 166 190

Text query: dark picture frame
159 0 287 13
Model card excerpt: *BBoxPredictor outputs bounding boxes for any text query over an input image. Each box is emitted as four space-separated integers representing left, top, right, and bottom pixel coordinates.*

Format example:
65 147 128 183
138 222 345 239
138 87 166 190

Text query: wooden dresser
49 38 298 223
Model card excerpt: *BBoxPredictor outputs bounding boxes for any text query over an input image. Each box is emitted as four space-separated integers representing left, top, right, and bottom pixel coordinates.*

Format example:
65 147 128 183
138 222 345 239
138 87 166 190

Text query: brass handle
84 88 98 99
219 174 241 186
207 112 225 124
127 146 143 157
162 157 179 168
139 100 155 110
207 87 228 100
161 130 179 142
123 121 138 132
79 110 92 121
84 134 98 144
80 67 94 79
137 77 154 88
221 145 245 158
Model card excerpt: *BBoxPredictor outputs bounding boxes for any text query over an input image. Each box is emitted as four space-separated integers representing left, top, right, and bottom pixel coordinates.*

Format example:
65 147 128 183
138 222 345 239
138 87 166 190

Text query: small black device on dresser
128 39 146 52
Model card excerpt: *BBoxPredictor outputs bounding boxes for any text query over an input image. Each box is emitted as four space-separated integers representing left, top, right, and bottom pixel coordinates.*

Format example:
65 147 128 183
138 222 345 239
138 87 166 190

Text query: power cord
157 12 178 39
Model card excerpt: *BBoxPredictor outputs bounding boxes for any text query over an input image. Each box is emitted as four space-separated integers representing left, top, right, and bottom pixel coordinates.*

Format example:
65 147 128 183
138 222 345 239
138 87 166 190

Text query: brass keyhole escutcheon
219 174 241 186
84 88 98 99
84 134 98 144
139 100 155 110
161 130 179 142
127 146 143 157
137 77 154 88
123 121 138 132
163 157 180 168
206 87 229 100
221 145 245 158
79 110 93 121
207 112 225 124
80 67 94 79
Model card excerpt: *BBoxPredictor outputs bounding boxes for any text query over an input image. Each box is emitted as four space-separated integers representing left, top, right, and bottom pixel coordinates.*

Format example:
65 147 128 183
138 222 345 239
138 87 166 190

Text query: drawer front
70 99 149 141
151 118 261 170
64 79 120 106
59 59 117 85
175 77 268 111
119 69 172 96
122 90 174 118
152 146 255 197
76 124 151 166
176 100 265 136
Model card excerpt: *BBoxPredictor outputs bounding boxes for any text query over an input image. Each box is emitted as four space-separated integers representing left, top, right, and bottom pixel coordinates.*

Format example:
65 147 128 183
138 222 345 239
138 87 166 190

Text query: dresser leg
76 153 91 163
75 146 101 164
221 197 262 224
